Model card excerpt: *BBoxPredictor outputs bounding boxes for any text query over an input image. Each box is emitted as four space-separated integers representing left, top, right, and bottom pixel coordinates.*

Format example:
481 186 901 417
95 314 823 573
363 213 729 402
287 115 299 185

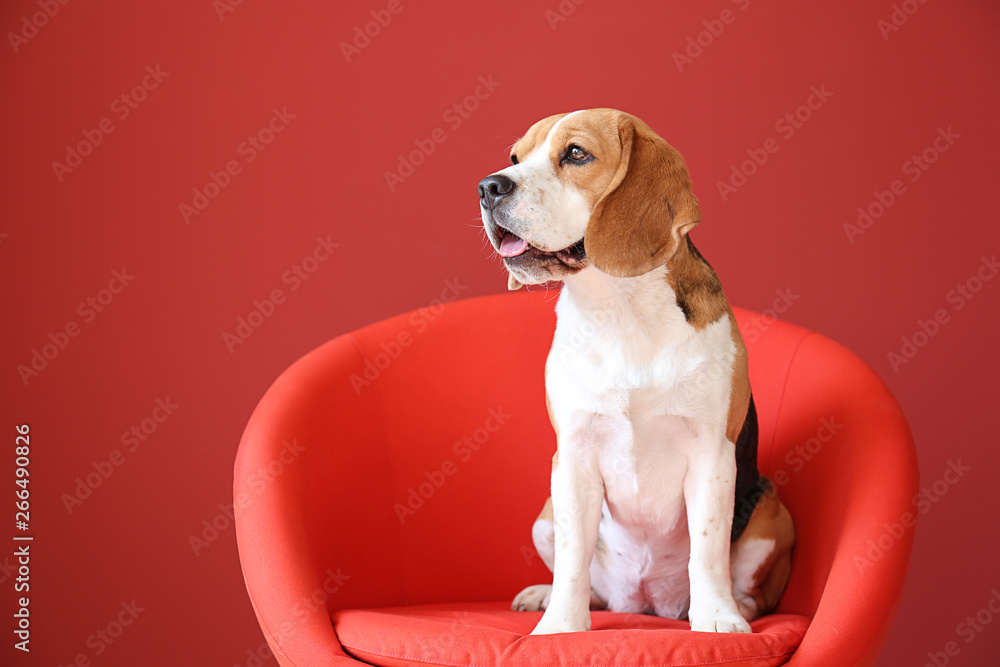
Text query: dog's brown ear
507 273 524 290
585 115 700 277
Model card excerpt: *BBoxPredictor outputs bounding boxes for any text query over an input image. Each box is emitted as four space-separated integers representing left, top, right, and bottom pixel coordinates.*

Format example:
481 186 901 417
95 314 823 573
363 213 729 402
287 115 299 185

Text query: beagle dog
477 109 794 635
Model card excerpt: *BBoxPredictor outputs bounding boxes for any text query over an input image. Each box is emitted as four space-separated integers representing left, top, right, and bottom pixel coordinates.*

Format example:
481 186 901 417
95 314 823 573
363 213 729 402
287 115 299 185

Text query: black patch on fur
685 238 723 295
670 238 724 325
675 293 693 321
730 395 762 542
686 237 713 270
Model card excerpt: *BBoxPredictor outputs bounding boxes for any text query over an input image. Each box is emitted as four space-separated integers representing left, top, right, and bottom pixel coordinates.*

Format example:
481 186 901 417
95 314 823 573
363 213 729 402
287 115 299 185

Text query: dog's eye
564 145 592 164
510 154 519 165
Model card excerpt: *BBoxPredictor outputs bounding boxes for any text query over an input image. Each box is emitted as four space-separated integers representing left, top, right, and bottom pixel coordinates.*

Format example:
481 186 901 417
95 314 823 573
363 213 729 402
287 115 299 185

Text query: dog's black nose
478 174 515 209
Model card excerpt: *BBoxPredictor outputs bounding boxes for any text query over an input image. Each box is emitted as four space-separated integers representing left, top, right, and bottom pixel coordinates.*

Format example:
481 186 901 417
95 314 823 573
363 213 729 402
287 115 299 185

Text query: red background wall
1 1 998 665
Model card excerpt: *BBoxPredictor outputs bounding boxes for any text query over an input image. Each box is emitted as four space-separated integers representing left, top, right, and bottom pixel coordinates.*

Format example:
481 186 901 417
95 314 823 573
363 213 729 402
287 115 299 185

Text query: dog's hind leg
730 478 795 621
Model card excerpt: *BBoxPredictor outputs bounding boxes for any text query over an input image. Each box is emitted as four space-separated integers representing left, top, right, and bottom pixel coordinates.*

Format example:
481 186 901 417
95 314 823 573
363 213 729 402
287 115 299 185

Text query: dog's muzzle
478 172 587 272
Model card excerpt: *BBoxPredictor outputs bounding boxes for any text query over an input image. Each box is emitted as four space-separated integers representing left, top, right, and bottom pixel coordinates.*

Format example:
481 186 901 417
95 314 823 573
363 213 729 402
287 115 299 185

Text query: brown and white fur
477 109 794 635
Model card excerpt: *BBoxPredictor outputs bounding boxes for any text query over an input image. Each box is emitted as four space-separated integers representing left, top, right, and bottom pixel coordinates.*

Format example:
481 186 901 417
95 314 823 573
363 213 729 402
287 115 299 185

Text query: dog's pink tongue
498 232 529 257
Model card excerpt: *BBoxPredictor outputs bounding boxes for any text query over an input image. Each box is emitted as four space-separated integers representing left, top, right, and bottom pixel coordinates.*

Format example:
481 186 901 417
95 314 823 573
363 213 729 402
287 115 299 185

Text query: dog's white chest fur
545 266 736 615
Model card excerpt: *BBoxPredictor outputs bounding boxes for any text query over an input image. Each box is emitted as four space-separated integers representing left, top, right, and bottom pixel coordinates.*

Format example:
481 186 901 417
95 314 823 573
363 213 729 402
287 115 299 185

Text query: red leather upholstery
234 291 918 666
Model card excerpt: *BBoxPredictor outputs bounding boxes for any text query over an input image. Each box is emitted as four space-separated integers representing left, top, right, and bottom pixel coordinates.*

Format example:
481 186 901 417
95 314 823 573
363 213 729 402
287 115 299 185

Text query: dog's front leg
531 440 604 635
684 439 752 633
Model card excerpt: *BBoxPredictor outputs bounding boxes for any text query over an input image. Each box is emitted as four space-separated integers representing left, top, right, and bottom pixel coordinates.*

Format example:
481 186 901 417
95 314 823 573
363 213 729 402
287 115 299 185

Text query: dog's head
478 109 700 289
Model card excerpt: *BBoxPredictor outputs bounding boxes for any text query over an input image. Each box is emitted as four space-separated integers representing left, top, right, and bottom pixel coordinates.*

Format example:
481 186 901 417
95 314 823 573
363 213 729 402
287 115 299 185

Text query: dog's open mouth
497 230 587 267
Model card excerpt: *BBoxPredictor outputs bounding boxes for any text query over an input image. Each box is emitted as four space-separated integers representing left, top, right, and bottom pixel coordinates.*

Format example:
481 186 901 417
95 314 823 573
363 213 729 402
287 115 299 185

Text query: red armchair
234 291 918 666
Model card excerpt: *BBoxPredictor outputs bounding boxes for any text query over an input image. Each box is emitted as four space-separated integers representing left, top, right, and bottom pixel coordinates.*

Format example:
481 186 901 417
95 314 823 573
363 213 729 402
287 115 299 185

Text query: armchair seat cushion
333 602 811 667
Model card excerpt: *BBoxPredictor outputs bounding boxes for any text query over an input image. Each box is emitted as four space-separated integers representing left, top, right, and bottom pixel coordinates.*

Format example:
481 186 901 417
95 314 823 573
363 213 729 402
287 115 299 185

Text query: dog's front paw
529 606 591 635
689 607 752 634
512 585 552 612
